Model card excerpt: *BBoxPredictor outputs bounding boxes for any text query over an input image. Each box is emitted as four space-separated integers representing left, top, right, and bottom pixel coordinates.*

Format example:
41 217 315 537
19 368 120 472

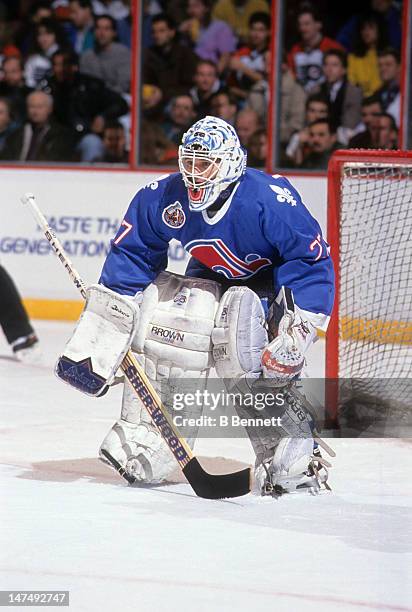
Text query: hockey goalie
56 116 335 497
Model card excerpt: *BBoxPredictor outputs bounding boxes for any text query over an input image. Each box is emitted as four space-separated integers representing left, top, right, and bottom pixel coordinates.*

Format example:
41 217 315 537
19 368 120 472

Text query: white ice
1 321 411 612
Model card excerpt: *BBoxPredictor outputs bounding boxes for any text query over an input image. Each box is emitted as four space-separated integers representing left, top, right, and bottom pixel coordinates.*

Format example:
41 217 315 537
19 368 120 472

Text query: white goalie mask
178 116 247 211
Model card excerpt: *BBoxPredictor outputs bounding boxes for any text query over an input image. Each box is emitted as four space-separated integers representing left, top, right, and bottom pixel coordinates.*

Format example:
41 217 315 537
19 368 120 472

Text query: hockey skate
12 333 42 365
255 437 333 497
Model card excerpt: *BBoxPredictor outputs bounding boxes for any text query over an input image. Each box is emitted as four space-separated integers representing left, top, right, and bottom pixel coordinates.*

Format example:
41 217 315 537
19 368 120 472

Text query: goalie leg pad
56 284 139 396
212 286 268 379
100 371 208 484
133 271 222 374
100 272 221 484
99 380 177 483
232 384 333 496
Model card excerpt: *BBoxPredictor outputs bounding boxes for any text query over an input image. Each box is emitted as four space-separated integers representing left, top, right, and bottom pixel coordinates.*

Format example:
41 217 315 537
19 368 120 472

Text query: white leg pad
212 286 268 379
100 381 177 484
100 272 222 484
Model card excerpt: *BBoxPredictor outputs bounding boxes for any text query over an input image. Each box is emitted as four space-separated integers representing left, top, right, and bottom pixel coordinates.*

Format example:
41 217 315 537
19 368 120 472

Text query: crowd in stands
280 0 402 169
0 0 404 169
141 3 271 165
0 0 132 162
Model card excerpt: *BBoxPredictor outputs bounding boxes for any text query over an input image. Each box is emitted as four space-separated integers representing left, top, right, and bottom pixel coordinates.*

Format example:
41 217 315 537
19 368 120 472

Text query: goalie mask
178 116 247 211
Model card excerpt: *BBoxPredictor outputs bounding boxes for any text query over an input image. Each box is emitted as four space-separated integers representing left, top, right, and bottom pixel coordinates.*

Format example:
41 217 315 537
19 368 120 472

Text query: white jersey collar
201 181 240 225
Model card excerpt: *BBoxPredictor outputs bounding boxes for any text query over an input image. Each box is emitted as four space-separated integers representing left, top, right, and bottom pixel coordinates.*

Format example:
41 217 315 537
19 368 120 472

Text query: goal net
325 150 412 434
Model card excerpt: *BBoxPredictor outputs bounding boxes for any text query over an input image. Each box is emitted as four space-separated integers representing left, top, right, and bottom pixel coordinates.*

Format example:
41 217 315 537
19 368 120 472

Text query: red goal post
325 149 412 423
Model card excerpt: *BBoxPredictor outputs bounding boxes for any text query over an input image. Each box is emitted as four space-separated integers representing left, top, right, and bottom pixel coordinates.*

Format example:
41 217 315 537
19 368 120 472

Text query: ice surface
1 321 411 612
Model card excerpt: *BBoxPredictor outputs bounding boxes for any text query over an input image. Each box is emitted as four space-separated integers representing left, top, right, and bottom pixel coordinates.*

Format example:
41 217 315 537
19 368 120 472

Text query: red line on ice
2 567 411 611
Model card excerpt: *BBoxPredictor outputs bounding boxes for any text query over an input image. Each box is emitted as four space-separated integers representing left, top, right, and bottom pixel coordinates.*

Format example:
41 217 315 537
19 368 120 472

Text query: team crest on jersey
270 185 297 206
186 238 272 279
162 201 186 228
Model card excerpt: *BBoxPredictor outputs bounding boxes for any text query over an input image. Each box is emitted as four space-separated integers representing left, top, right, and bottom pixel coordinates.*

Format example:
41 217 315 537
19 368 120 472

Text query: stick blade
183 458 251 499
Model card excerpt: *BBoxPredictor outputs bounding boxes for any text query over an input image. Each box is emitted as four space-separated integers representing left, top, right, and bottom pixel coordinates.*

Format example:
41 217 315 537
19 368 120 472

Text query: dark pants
0 265 33 344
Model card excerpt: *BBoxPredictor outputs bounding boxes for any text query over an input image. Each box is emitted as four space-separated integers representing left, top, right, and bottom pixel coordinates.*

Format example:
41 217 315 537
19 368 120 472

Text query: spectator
141 0 163 49
212 0 269 46
143 14 198 114
140 118 178 165
14 1 53 57
287 4 344 92
163 1 187 26
161 95 196 145
41 50 129 161
228 12 270 109
0 97 16 152
247 127 267 168
31 2 55 22
0 90 76 161
67 0 95 54
312 49 362 139
337 0 401 52
347 12 387 98
179 0 236 75
376 111 398 149
300 119 342 170
0 57 33 124
24 18 68 88
244 49 270 123
91 1 129 20
51 1 71 21
235 107 260 147
93 119 128 162
348 95 382 148
190 59 220 119
374 47 400 126
0 9 20 62
91 1 131 47
285 93 329 166
280 59 306 147
80 14 131 94
210 89 237 125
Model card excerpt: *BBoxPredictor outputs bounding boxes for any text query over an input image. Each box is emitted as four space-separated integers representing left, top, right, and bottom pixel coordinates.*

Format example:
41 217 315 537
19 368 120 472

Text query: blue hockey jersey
100 168 335 320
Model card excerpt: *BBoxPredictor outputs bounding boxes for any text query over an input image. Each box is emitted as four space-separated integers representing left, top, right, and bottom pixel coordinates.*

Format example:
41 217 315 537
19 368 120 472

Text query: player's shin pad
100 272 222 484
56 284 139 396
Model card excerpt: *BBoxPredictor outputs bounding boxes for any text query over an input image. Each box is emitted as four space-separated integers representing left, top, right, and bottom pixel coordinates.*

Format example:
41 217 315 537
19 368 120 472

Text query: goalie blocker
56 284 140 397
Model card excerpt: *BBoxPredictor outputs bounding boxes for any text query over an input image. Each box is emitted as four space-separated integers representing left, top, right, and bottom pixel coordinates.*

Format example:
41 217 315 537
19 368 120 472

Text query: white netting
337 161 412 423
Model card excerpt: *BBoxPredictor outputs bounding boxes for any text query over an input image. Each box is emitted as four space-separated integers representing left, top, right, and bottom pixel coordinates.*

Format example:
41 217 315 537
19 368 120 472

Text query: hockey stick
21 193 251 499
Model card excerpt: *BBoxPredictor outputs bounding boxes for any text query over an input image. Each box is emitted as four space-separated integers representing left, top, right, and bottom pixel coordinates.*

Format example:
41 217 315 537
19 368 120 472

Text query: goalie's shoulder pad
56 284 140 396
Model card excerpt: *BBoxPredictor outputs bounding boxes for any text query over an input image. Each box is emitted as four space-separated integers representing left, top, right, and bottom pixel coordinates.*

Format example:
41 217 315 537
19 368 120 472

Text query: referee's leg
0 264 36 348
